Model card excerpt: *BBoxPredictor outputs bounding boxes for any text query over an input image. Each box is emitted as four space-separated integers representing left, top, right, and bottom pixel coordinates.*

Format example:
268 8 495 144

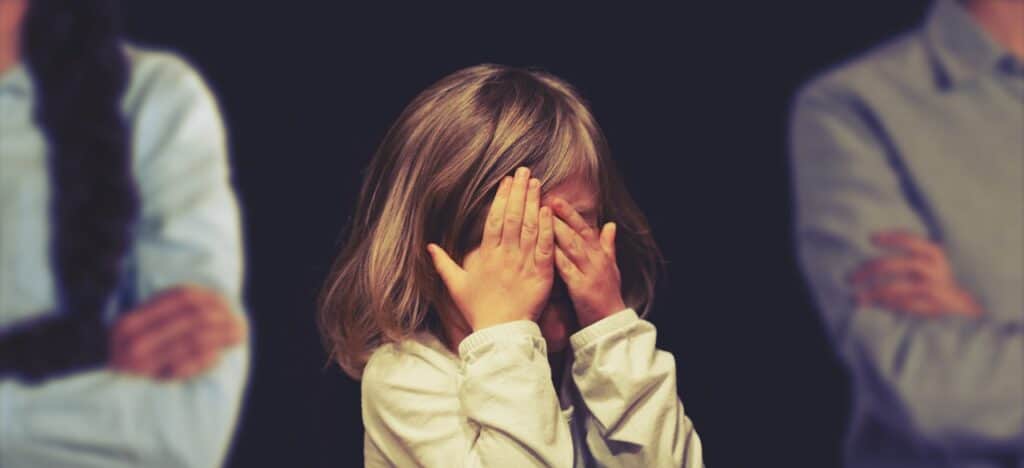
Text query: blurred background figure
0 0 249 467
790 0 1023 466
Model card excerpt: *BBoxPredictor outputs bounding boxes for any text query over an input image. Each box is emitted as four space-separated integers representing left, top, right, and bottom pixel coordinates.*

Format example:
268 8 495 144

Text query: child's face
463 174 599 354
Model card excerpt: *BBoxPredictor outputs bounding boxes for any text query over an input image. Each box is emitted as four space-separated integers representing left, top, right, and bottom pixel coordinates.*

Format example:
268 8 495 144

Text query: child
319 64 704 467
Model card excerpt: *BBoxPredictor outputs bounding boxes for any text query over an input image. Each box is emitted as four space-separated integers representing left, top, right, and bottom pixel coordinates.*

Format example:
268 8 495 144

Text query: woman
0 1 248 466
319 64 704 467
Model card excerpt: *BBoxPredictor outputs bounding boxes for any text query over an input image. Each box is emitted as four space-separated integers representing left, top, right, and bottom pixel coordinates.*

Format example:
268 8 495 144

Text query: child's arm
365 168 574 466
361 320 575 467
545 198 704 466
570 308 704 467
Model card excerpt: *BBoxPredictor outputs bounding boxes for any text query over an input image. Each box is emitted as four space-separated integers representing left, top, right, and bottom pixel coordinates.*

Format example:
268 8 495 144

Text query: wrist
570 307 638 351
459 319 544 358
576 298 627 328
470 314 532 332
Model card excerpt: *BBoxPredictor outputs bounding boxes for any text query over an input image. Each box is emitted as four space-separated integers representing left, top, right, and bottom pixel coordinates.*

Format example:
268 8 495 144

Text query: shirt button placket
0 90 9 318
0 88 10 465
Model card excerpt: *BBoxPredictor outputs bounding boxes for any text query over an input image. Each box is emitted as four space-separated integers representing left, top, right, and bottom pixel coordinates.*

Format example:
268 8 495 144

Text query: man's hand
109 285 248 380
849 231 984 317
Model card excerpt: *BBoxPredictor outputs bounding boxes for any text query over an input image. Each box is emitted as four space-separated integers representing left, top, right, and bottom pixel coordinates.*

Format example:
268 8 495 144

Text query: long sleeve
361 321 575 467
8 51 250 468
119 50 250 468
569 308 704 468
789 87 1024 452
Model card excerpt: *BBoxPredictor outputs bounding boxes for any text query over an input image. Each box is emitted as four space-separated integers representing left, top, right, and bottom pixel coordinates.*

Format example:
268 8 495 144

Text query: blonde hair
318 64 665 379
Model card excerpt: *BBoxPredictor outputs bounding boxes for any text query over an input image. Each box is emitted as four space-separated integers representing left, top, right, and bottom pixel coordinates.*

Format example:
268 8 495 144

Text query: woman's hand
109 285 248 380
849 231 984 318
427 167 555 331
548 197 627 328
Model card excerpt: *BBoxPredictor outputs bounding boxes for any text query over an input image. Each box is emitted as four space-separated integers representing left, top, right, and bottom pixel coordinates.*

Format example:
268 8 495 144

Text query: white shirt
360 308 704 467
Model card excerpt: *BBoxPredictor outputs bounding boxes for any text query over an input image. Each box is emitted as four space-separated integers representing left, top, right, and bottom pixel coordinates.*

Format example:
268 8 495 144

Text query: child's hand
549 198 627 328
427 167 555 331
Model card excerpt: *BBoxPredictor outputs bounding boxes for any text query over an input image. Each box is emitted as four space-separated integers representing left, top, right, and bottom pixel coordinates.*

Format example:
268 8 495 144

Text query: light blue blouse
0 45 249 468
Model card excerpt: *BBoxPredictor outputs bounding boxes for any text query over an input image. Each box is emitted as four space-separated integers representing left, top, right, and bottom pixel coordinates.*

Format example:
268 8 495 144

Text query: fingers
111 286 229 360
554 246 582 283
550 197 598 244
856 277 985 318
482 176 513 249
553 216 591 270
849 257 935 285
113 286 220 340
520 178 541 254
427 243 464 292
152 329 229 380
115 305 233 365
535 206 554 270
856 281 942 316
857 281 932 305
872 231 943 263
600 222 616 258
111 307 245 375
166 348 222 381
501 167 530 248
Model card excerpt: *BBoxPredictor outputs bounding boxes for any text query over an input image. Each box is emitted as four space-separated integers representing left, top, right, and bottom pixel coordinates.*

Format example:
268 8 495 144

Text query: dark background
121 2 932 467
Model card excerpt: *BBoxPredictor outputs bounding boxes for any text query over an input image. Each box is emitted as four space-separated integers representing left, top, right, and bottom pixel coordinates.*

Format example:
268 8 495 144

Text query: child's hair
318 64 665 379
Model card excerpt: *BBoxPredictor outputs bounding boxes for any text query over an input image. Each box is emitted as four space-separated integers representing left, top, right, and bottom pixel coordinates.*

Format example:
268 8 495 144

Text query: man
790 0 1023 466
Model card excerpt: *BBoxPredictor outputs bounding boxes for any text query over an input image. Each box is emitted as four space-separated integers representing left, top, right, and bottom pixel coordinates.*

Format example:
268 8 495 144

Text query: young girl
319 64 704 467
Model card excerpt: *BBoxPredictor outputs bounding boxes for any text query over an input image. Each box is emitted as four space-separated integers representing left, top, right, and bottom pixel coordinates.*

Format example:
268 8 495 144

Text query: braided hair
0 0 137 380
24 0 136 327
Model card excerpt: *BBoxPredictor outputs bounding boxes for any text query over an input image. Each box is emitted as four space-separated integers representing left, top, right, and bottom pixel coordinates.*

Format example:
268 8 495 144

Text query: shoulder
794 29 934 109
120 43 221 126
361 333 471 466
361 332 460 405
118 43 227 169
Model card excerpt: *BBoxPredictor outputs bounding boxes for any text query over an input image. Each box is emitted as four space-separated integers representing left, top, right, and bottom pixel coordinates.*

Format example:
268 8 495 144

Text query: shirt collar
0 62 32 98
924 0 1012 89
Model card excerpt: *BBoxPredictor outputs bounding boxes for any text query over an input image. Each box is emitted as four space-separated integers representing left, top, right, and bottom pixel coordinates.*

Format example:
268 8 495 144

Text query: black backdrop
119 2 932 467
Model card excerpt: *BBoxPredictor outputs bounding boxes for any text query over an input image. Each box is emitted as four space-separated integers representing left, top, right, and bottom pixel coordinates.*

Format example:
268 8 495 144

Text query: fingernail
517 167 528 178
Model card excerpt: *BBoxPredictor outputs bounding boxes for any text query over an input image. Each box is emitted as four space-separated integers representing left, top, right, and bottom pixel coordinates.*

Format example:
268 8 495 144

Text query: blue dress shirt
790 0 1024 467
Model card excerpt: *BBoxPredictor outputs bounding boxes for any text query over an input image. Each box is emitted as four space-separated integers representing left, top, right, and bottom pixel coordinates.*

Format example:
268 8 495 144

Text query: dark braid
0 0 137 381
25 0 136 321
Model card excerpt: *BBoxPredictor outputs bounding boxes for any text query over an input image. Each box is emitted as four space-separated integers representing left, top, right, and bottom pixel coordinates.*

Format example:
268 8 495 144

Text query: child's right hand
427 167 555 331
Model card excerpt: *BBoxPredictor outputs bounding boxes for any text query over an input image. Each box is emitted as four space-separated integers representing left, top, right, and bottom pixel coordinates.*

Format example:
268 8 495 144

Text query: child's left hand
548 197 627 328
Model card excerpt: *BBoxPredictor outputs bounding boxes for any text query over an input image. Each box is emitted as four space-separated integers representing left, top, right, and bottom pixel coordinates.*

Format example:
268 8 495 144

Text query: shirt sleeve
568 308 704 468
362 320 575 467
789 85 1024 452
